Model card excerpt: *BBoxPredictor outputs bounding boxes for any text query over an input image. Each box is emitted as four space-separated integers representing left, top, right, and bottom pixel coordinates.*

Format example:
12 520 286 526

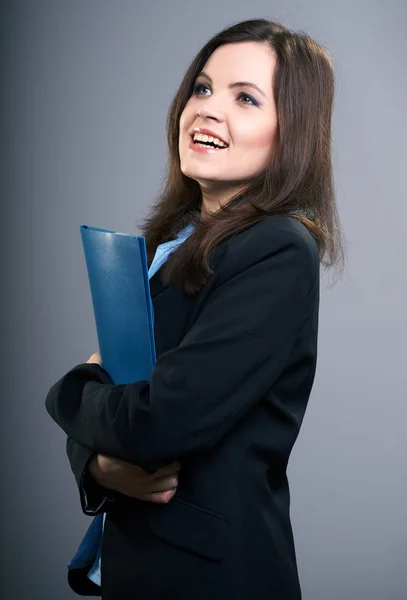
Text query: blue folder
65 222 196 586
80 224 156 381
66 224 157 582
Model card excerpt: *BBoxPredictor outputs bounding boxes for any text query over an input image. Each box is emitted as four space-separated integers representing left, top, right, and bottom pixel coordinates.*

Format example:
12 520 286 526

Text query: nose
196 103 225 122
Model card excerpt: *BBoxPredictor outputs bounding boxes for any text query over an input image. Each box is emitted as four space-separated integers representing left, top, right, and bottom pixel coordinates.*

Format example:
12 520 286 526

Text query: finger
117 485 177 502
151 462 181 479
144 488 177 503
155 461 181 476
147 474 179 493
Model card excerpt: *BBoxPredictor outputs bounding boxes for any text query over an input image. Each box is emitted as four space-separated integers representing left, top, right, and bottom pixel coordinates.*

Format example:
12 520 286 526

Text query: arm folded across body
66 437 115 515
45 226 318 474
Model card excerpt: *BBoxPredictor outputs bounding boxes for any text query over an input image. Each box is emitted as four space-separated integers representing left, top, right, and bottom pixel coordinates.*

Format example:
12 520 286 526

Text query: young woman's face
179 41 278 198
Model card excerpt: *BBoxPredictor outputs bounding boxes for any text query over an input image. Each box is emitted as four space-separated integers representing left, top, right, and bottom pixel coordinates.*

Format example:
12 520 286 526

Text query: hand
88 454 181 504
86 351 102 366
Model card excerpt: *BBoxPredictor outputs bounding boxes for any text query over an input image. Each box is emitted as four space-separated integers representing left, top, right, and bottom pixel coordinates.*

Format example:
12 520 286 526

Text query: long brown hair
137 18 345 295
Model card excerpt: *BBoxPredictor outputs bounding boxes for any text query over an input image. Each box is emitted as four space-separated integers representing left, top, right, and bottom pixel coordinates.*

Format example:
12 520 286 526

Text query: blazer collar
149 243 227 300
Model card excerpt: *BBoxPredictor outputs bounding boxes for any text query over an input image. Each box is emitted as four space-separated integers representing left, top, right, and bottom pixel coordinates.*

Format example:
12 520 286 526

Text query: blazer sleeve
66 437 116 515
45 224 319 474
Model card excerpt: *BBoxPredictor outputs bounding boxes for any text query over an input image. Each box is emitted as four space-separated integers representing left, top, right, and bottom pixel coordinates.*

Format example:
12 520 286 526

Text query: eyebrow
196 70 267 99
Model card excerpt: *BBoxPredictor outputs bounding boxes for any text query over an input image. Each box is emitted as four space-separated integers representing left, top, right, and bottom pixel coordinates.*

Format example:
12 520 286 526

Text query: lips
188 136 227 153
190 127 229 146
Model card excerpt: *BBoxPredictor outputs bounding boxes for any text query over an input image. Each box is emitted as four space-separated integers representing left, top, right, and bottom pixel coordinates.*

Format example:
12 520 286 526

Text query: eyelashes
192 83 259 107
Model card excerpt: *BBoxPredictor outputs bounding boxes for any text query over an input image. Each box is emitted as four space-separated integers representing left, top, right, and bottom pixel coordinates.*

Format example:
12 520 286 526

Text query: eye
193 83 211 96
236 92 258 106
192 83 259 107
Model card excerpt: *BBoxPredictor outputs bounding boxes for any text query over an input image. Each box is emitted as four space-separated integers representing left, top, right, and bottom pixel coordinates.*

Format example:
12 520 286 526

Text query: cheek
179 112 186 138
179 101 195 129
241 125 276 152
179 107 188 124
179 108 194 146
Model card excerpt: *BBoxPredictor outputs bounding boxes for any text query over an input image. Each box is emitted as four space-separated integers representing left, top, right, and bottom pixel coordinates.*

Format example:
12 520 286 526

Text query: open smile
188 136 228 154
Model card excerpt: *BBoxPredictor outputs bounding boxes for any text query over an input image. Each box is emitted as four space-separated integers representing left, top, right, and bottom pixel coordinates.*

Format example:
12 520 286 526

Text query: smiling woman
45 16 344 600
138 19 343 297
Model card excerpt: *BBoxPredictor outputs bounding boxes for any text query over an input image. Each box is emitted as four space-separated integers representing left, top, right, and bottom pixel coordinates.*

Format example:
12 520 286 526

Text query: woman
46 17 344 600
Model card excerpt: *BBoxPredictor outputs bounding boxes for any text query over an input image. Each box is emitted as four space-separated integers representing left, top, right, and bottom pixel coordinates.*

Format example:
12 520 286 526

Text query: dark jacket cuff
66 437 115 515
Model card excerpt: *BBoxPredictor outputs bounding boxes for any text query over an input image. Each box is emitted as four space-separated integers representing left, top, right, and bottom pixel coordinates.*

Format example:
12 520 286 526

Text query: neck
199 183 248 218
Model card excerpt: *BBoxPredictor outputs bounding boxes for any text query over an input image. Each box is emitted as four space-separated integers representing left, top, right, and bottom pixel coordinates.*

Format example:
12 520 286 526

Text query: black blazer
45 215 320 600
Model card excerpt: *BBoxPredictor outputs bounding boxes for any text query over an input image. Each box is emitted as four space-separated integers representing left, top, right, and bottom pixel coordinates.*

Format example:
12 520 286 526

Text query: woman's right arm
66 438 181 514
66 437 116 516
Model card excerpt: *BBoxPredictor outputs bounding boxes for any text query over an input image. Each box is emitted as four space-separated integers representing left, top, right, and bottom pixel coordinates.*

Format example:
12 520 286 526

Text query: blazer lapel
149 268 167 299
149 243 228 300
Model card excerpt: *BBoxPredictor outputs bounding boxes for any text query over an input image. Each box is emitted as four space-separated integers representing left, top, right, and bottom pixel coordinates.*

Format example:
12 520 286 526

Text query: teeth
193 132 227 148
195 142 224 149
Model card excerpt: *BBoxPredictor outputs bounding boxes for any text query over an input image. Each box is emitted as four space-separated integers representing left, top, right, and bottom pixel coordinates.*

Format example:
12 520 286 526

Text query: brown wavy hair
137 18 345 295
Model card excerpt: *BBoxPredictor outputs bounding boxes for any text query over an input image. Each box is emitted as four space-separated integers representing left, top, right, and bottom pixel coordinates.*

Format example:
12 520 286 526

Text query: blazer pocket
148 497 227 562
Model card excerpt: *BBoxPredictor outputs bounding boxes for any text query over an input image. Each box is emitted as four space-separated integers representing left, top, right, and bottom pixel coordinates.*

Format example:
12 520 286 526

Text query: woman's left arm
45 227 319 475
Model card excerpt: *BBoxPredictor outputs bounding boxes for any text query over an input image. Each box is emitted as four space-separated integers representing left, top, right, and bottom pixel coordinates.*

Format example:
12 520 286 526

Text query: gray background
1 1 406 598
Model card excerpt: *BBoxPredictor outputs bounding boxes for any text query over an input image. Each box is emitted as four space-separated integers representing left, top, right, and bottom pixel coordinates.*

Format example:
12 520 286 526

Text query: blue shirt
66 223 196 586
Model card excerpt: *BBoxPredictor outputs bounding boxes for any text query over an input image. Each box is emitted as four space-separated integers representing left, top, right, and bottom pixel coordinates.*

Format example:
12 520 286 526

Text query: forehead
201 42 276 92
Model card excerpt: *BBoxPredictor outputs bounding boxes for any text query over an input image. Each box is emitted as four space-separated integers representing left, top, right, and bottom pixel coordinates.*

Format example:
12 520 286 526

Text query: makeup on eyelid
193 83 260 107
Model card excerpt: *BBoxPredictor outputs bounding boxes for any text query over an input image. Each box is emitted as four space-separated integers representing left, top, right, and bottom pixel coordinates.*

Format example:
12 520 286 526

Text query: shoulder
216 215 320 284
